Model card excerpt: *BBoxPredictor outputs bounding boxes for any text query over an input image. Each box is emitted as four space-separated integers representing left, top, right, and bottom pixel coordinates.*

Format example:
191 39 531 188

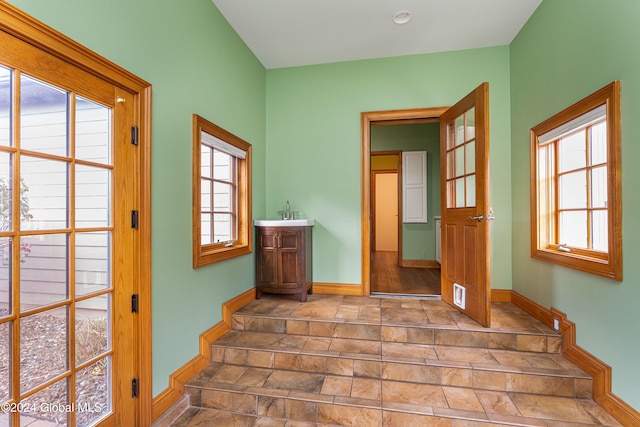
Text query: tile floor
172 294 622 427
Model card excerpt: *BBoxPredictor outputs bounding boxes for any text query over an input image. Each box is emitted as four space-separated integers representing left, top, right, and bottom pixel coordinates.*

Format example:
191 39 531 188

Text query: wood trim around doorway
361 107 448 296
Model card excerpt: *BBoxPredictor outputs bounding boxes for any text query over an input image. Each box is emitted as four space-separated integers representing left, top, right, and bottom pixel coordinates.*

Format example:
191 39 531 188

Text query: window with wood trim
530 81 621 280
193 114 251 267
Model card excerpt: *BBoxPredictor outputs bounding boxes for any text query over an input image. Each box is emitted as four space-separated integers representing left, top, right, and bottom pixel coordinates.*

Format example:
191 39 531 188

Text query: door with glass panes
439 83 492 328
0 25 138 426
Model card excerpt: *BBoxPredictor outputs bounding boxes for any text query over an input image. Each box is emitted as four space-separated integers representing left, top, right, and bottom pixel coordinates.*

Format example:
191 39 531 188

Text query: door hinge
131 125 139 146
132 378 139 398
131 294 139 313
131 210 139 229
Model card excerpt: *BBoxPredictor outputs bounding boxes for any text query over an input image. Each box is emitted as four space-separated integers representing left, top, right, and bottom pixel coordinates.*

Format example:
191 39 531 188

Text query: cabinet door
403 151 427 223
278 230 301 286
257 229 278 286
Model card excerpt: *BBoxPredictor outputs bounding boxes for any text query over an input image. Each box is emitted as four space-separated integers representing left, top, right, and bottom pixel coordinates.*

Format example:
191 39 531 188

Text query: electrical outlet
553 317 560 332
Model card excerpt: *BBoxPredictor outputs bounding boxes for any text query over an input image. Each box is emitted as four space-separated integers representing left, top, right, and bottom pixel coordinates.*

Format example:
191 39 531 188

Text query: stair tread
173 406 621 427
182 363 618 427
234 297 557 335
213 330 588 379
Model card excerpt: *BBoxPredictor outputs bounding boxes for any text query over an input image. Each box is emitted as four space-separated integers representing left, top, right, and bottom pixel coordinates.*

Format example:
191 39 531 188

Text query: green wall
371 123 441 261
7 0 267 397
510 0 640 409
266 47 513 289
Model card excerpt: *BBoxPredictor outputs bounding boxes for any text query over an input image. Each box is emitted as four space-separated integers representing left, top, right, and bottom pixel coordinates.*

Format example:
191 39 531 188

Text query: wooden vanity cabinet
255 226 313 301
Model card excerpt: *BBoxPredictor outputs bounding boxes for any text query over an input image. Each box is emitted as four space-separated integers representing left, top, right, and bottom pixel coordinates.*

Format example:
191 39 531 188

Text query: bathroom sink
254 219 315 227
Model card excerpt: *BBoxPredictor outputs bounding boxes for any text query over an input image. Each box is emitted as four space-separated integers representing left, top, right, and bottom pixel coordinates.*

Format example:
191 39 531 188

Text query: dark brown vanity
254 220 314 302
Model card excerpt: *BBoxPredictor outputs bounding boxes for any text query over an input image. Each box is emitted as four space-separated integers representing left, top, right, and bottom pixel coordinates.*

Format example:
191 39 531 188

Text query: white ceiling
211 0 543 69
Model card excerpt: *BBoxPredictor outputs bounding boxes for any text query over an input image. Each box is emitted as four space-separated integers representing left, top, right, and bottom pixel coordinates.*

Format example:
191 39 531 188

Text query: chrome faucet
278 200 298 220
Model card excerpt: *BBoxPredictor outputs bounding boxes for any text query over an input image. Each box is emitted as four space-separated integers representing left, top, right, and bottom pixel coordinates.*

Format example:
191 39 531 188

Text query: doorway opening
362 83 492 327
362 108 447 298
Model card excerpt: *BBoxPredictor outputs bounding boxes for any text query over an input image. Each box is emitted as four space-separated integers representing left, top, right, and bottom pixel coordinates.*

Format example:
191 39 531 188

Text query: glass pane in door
0 67 10 147
76 96 111 165
20 306 68 392
0 321 10 402
20 76 68 157
0 66 116 425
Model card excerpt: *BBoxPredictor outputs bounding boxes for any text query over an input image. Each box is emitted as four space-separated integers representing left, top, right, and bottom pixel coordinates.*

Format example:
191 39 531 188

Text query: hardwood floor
371 251 441 295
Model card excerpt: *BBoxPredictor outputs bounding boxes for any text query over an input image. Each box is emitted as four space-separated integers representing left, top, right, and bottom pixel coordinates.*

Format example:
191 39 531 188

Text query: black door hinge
132 378 139 397
131 294 139 313
131 126 139 146
131 210 139 229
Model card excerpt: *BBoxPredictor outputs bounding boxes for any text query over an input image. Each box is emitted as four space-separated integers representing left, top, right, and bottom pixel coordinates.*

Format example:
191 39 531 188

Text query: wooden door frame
361 108 447 295
0 3 153 425
371 151 401 259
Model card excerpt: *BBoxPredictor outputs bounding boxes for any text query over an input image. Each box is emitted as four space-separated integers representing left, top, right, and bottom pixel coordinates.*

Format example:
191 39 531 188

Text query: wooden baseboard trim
151 287 256 421
490 289 512 302
313 282 363 296
400 259 440 268
502 289 640 426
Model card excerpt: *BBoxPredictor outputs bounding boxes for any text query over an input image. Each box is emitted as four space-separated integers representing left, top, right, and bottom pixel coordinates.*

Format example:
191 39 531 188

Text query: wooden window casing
192 114 252 268
530 81 622 281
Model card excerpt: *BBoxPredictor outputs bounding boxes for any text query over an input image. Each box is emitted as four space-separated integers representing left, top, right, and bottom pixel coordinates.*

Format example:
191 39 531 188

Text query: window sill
531 248 621 281
193 243 251 268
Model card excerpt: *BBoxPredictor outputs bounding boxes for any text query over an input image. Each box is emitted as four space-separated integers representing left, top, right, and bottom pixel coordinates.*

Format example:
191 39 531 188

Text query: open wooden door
439 83 492 327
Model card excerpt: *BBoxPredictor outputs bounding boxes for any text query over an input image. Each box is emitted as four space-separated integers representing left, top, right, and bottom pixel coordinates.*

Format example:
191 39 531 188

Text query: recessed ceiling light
392 10 412 25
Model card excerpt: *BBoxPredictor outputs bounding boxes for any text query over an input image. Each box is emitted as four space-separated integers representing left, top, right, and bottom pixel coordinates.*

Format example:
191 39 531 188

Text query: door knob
467 214 484 222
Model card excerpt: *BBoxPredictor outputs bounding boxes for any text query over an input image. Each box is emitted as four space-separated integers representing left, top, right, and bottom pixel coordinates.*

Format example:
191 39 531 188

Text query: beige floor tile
301 337 332 352
333 323 380 340
382 342 438 360
383 411 452 427
382 381 447 407
358 306 382 322
264 370 325 393
353 359 382 378
381 361 440 384
320 376 352 396
274 353 326 373
209 365 248 384
441 367 473 387
435 330 489 348
506 372 574 397
236 367 272 387
510 394 599 423
185 409 255 427
285 399 318 423
381 325 407 342
436 346 498 365
442 386 485 412
329 338 381 356
318 403 382 426
475 390 520 415
335 304 360 320
257 396 286 418
381 308 429 325
326 357 354 376
254 416 287 427
286 319 309 335
351 378 381 400
472 370 506 391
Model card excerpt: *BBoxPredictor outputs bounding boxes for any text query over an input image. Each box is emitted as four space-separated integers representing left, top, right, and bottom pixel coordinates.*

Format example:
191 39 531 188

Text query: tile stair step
231 313 564 355
211 331 591 399
180 363 618 427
